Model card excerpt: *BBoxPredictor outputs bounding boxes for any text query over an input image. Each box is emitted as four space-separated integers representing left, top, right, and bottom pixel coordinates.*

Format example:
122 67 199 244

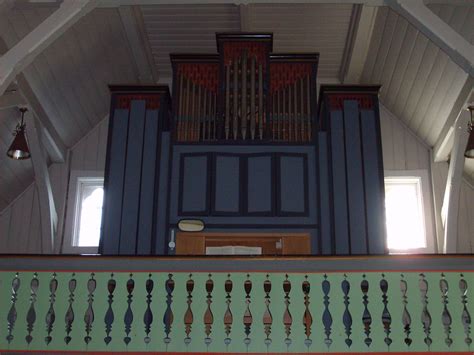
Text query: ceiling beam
0 38 66 163
17 74 66 163
387 0 474 77
441 107 470 253
433 77 473 162
0 0 97 96
119 5 158 84
239 4 251 32
341 5 378 83
25 108 57 254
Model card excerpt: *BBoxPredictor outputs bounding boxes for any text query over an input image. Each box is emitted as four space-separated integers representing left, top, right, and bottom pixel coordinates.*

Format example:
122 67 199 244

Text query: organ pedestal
100 33 386 256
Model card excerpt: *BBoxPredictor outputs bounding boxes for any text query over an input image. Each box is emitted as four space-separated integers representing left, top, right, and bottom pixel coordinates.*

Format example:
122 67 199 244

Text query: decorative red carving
270 63 313 93
328 94 374 110
177 63 219 92
223 42 268 68
116 94 161 110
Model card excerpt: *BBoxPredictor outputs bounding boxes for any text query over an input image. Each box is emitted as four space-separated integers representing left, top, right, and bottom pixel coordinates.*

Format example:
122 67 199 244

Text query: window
384 170 435 254
63 171 104 254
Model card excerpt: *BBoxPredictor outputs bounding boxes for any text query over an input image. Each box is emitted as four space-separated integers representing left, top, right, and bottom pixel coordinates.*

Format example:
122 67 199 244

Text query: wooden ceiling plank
24 7 90 138
72 14 110 113
398 39 436 124
62 29 105 120
410 51 449 139
0 0 96 96
384 24 418 108
417 58 459 145
379 14 408 99
370 9 398 85
391 32 428 120
360 6 388 83
388 0 474 77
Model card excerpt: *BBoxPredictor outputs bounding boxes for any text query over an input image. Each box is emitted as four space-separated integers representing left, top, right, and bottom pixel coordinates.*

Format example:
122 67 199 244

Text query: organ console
100 32 386 256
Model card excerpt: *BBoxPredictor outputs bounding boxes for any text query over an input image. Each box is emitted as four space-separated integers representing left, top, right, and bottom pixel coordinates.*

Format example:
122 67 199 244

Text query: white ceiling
360 3 473 179
0 1 472 210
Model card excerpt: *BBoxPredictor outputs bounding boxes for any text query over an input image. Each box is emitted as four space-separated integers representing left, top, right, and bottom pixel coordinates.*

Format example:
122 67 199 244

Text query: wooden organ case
100 33 386 256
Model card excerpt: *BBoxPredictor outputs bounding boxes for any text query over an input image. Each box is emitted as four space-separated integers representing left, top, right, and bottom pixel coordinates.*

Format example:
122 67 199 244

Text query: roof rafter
341 4 378 83
0 0 97 96
0 38 66 163
119 5 158 84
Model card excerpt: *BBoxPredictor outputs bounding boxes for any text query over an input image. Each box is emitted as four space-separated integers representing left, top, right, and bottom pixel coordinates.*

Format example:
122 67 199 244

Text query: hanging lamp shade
465 106 474 159
7 108 31 160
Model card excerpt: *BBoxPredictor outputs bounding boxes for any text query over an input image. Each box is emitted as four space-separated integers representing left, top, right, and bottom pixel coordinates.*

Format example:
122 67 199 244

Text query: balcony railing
0 255 472 354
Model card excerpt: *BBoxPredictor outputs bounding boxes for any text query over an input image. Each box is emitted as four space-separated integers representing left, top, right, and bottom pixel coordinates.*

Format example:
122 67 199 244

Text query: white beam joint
441 108 470 253
25 109 58 254
0 91 25 109
388 0 474 77
0 0 97 96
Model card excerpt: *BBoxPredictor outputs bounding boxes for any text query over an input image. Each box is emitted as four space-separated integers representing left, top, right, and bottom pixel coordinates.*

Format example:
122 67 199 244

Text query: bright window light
73 178 104 248
384 176 426 251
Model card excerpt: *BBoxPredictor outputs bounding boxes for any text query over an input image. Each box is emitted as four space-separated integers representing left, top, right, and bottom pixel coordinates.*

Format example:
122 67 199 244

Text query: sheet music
205 246 262 255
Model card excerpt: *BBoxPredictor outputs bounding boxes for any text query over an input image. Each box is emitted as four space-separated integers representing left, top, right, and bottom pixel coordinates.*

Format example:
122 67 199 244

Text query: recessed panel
279 155 307 215
179 154 209 215
213 155 240 214
247 155 272 214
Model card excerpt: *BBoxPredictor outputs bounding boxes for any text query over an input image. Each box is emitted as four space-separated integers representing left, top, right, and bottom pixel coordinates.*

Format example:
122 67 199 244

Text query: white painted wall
380 104 474 253
0 117 108 253
0 105 472 254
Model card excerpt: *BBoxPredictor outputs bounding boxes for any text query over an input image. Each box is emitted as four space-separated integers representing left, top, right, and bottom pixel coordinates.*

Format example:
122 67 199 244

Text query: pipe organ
100 33 386 256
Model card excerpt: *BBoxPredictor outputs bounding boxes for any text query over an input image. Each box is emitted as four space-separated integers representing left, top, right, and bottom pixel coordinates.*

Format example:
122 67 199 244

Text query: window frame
384 169 436 254
62 170 104 254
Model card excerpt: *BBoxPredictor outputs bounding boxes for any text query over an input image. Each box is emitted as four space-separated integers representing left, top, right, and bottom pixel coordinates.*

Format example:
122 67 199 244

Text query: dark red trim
116 94 161 110
270 62 313 93
176 63 219 92
327 94 374 110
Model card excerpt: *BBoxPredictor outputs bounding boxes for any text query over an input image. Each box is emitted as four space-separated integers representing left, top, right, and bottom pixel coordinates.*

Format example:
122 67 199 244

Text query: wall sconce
465 105 474 159
7 107 30 160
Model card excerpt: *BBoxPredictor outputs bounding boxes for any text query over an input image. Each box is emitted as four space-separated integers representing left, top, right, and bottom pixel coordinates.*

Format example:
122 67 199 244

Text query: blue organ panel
361 109 386 254
119 100 146 254
318 132 332 255
278 155 307 215
330 109 350 254
179 154 209 215
101 108 129 254
137 108 160 254
344 100 368 254
247 155 273 214
213 154 240 214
